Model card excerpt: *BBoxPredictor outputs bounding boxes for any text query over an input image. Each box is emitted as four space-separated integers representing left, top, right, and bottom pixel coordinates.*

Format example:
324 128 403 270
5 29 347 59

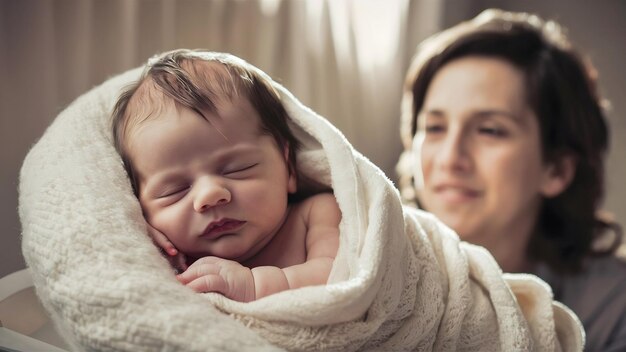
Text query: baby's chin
186 241 257 263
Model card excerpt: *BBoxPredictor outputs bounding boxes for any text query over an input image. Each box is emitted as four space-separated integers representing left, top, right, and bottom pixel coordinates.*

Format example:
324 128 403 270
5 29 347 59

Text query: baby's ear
284 144 297 193
540 154 576 198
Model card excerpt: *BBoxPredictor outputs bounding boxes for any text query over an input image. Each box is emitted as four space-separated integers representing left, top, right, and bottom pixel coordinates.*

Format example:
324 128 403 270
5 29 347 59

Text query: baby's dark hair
111 49 300 195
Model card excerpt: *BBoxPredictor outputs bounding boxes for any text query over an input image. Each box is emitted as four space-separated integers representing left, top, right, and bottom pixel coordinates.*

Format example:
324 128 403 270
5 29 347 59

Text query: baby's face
129 97 296 262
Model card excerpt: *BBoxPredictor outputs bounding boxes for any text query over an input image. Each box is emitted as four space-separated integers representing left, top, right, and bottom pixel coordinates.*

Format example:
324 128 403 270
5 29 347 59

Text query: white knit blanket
19 53 583 351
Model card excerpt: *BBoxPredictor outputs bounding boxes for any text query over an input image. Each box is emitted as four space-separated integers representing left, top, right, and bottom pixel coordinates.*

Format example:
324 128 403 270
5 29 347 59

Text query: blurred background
1 0 625 279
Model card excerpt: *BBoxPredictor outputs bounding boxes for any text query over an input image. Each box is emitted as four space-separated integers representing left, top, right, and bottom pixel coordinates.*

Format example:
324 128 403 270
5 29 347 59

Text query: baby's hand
146 223 187 273
177 257 255 302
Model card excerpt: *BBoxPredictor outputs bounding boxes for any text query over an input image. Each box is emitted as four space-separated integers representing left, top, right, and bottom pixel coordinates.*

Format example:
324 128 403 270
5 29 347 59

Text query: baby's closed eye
223 163 259 178
158 185 190 198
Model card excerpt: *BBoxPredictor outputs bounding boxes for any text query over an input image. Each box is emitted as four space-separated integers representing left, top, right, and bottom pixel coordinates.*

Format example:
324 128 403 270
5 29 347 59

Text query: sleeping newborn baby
111 49 340 302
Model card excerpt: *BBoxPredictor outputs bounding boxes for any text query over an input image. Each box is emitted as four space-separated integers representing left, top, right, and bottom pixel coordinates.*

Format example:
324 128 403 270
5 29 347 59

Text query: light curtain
2 0 442 176
0 0 442 276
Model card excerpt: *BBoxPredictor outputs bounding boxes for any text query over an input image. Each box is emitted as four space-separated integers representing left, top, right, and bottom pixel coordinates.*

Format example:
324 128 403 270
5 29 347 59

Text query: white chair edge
0 268 33 301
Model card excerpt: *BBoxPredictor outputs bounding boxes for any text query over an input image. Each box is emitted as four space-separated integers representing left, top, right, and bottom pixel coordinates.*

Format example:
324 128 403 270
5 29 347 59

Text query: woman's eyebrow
473 109 521 120
420 109 445 117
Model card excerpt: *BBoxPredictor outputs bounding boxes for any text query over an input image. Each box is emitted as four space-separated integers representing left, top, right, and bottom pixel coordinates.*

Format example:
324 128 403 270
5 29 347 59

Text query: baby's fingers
146 223 178 256
177 262 221 284
186 275 228 294
172 253 188 273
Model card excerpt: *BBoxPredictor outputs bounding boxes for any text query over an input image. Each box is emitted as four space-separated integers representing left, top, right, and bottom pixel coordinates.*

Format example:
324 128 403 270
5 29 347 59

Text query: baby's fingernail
168 248 178 256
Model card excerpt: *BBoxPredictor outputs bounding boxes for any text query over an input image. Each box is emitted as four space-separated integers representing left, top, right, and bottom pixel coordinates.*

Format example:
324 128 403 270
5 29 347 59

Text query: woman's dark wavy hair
397 9 622 273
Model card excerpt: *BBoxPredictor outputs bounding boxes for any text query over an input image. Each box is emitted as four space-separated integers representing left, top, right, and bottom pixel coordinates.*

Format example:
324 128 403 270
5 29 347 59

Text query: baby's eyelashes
147 162 260 201
157 185 190 199
223 163 259 177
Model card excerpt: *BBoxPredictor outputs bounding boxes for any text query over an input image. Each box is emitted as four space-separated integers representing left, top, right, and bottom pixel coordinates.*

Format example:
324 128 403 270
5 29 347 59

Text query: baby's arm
252 193 341 298
177 193 341 302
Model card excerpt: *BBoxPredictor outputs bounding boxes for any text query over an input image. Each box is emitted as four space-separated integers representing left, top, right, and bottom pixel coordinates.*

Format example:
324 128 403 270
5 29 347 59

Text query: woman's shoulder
548 253 626 350
543 252 626 287
584 253 626 276
577 252 626 279
556 254 626 308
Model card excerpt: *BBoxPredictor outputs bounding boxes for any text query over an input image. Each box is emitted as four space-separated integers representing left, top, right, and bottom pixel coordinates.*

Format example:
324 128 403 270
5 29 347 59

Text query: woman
397 9 626 351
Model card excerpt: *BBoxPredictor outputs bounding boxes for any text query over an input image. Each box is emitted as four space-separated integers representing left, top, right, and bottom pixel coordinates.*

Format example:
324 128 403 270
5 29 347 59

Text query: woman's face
413 56 558 249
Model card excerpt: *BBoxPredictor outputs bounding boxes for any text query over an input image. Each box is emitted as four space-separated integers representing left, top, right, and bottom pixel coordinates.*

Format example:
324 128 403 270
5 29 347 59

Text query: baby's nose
193 179 231 212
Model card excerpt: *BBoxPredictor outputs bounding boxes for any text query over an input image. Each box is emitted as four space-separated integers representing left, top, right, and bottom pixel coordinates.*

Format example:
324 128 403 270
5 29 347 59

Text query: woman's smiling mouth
433 184 482 204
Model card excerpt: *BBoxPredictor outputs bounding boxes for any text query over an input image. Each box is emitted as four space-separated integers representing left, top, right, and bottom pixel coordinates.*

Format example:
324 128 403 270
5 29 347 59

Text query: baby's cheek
236 180 271 201
154 208 187 243
238 182 288 214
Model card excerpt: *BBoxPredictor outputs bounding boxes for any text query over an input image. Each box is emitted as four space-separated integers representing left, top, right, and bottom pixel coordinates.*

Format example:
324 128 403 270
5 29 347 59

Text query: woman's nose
193 178 231 212
436 129 472 173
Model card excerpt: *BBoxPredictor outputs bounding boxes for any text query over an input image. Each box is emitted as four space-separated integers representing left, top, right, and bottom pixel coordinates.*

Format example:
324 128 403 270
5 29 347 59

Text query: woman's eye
478 126 507 137
424 124 445 134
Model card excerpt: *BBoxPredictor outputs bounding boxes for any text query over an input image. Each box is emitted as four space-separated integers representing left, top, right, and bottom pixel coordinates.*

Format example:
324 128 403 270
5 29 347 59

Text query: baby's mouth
201 218 246 239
